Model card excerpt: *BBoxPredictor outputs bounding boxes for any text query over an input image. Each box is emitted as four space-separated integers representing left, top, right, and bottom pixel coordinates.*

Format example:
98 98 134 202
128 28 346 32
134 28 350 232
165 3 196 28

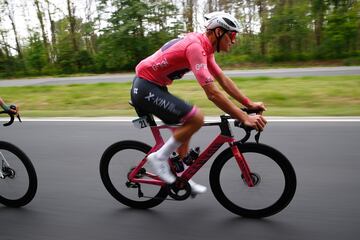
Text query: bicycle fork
230 143 254 187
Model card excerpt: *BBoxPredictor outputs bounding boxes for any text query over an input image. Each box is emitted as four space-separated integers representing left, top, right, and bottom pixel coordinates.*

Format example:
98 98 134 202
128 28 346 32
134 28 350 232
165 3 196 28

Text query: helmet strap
213 28 227 53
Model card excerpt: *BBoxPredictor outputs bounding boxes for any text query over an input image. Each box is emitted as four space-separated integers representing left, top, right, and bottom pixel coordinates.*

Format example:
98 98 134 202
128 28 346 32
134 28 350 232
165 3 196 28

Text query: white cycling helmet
204 11 241 33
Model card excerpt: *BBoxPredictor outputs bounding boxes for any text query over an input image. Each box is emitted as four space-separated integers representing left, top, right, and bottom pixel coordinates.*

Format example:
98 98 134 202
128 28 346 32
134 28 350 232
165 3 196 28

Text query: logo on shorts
144 92 181 115
144 92 155 101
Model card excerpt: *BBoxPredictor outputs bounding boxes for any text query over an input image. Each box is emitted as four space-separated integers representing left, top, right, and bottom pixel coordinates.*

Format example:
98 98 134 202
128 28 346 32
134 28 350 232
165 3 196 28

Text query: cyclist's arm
202 83 266 130
186 44 248 122
185 44 266 130
208 56 266 111
0 97 18 114
202 82 249 121
214 71 252 107
216 72 267 112
0 97 10 111
186 43 215 86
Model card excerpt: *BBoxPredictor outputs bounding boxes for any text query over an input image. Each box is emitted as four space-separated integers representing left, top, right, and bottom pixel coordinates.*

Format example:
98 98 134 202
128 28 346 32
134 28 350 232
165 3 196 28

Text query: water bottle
183 147 200 166
170 152 184 173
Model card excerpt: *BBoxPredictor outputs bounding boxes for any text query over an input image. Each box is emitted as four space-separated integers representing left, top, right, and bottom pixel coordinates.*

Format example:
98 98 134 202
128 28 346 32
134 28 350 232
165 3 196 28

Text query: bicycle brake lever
240 128 251 144
3 115 14 127
0 109 20 126
235 120 254 144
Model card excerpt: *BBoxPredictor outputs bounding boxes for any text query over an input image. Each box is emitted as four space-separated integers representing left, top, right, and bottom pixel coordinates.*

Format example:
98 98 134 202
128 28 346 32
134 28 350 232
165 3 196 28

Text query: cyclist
0 97 18 114
131 12 267 194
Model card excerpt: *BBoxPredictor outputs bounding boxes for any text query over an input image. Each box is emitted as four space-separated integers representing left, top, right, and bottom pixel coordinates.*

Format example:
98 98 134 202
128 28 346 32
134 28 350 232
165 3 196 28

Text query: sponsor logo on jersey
152 58 169 71
195 63 207 71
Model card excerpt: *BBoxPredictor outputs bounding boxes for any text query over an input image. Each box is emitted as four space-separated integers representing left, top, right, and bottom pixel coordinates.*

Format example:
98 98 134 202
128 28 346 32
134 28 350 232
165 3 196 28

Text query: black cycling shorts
130 77 194 124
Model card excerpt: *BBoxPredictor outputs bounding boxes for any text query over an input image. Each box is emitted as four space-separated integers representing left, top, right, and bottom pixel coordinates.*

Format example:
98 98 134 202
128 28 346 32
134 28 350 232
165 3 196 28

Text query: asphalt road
0 121 359 240
0 66 359 87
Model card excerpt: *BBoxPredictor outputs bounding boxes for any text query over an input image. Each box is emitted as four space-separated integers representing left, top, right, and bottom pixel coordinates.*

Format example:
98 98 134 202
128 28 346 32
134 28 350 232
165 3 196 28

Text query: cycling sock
154 136 181 161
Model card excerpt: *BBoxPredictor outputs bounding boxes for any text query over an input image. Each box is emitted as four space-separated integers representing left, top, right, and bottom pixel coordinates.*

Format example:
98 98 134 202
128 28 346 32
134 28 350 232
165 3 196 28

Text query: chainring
168 178 191 201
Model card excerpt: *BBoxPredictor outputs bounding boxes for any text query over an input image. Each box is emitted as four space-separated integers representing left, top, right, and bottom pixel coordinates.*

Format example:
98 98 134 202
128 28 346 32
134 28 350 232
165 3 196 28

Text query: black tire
210 143 296 218
100 140 168 209
0 141 37 207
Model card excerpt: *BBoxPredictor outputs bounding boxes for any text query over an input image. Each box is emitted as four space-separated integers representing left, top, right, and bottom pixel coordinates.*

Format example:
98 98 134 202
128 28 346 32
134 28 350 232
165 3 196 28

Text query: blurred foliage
0 0 359 78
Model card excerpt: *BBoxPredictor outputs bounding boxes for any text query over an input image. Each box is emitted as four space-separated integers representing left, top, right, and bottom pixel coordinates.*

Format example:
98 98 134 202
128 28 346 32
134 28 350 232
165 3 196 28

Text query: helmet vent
223 17 236 28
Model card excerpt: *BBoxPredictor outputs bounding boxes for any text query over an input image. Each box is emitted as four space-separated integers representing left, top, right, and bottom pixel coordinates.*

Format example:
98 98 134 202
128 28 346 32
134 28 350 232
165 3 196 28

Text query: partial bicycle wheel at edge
100 140 168 209
210 142 296 218
0 141 37 207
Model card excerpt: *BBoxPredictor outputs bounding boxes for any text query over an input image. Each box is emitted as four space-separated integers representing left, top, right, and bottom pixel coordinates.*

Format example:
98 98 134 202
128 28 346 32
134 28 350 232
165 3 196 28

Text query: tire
210 142 296 218
0 141 37 207
100 140 168 209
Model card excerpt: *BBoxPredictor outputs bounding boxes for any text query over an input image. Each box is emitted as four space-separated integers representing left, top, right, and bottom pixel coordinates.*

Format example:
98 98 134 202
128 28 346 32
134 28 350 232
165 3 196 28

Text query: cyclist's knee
188 109 204 129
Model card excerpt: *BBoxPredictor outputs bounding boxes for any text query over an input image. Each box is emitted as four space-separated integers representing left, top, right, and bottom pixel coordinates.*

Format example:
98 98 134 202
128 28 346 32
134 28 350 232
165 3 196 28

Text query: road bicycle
0 106 37 207
100 104 296 218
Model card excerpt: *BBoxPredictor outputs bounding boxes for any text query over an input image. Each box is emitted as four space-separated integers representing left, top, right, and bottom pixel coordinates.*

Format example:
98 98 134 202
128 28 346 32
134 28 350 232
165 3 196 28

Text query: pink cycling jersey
136 32 222 87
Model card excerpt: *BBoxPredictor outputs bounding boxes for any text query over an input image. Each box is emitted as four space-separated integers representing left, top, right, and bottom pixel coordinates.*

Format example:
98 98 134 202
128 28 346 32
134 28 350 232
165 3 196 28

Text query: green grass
1 76 359 117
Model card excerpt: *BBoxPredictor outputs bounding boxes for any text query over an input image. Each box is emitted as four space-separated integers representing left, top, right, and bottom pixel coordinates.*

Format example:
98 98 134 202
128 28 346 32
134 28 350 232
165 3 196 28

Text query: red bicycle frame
128 115 255 187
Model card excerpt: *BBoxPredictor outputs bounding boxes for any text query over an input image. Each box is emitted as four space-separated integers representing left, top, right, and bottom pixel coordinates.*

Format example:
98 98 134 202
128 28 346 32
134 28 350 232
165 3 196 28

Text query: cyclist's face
227 31 237 43
218 29 237 52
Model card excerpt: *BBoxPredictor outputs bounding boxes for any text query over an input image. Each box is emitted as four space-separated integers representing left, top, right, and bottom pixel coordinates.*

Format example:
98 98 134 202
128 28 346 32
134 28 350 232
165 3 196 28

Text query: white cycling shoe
147 153 207 195
147 152 176 184
188 179 207 195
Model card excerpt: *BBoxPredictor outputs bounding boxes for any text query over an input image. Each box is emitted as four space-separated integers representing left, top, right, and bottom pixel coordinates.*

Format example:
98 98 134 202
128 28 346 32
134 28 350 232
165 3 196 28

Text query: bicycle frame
128 115 255 187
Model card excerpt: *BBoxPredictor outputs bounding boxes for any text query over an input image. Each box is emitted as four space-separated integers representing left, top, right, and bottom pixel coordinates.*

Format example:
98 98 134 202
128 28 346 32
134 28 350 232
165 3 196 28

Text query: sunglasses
227 31 237 42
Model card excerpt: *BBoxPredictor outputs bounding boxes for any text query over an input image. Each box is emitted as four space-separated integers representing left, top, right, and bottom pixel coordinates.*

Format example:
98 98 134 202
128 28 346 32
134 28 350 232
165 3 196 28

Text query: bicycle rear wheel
210 143 296 218
100 140 168 209
0 141 37 207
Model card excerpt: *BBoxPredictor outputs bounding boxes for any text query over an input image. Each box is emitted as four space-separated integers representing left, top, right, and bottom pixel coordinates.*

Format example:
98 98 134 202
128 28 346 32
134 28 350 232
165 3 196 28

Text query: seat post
129 100 157 126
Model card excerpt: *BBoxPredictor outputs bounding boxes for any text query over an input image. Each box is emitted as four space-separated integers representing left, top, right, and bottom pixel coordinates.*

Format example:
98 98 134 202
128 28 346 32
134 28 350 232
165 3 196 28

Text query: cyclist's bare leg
147 112 203 184
173 111 207 194
148 110 207 193
177 141 189 159
173 110 204 143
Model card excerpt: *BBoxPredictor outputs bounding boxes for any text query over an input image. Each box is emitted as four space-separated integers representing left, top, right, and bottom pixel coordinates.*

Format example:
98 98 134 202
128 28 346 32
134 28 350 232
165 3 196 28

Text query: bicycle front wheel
0 141 37 207
210 143 296 218
100 140 168 209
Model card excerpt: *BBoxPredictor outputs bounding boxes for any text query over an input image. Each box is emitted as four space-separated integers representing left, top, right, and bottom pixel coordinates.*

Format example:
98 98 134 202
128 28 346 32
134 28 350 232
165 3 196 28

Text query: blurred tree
265 0 311 61
321 0 360 58
67 0 78 53
311 0 327 48
45 0 58 62
24 33 47 74
95 0 182 71
182 0 196 32
34 0 50 63
4 0 22 58
0 0 359 78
